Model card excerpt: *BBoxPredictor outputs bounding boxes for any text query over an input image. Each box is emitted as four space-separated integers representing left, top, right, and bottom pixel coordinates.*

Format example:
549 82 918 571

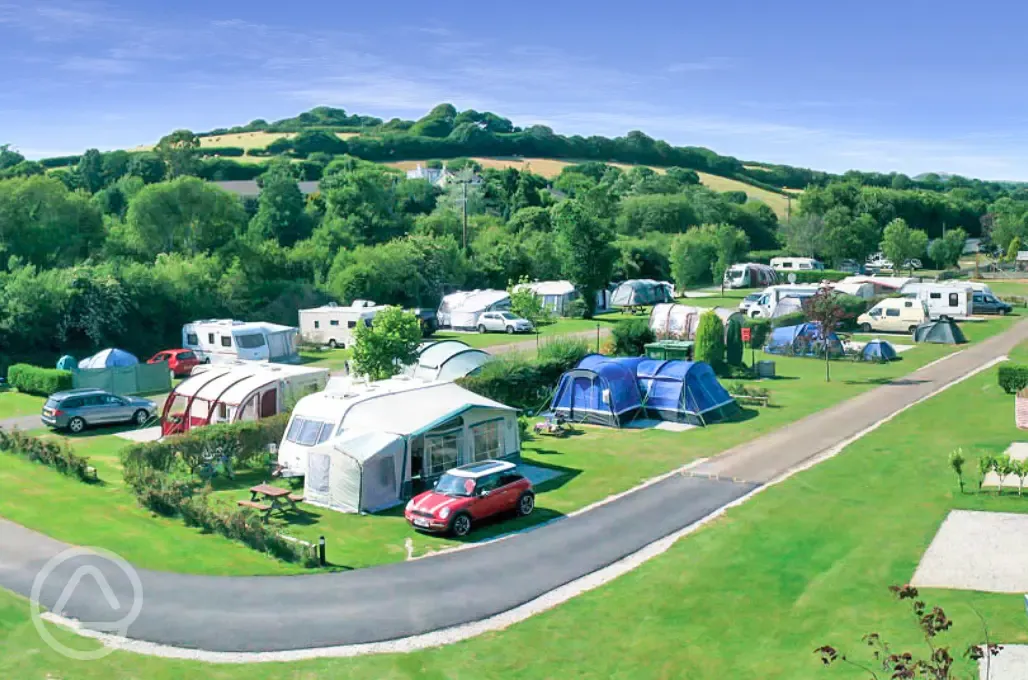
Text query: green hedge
745 249 790 264
612 318 655 356
742 318 771 349
198 146 246 157
998 363 1028 394
7 364 73 396
771 312 807 328
38 155 82 168
0 427 95 482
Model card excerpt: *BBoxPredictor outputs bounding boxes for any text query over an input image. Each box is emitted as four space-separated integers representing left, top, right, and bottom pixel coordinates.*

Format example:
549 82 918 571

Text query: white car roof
447 460 517 478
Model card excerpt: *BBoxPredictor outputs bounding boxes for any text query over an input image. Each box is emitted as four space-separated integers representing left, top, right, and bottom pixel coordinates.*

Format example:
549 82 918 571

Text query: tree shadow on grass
842 377 931 386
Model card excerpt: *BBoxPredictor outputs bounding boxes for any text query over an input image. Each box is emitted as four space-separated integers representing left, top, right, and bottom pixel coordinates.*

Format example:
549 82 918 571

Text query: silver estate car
42 388 157 433
476 311 534 334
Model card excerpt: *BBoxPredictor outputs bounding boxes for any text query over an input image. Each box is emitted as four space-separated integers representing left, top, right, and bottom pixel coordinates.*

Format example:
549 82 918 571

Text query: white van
857 298 929 334
770 257 824 272
298 301 385 349
182 320 301 364
749 284 821 318
899 283 972 319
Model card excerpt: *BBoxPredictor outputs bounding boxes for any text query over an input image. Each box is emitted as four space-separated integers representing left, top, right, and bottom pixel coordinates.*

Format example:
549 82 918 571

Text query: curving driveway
1 319 1026 653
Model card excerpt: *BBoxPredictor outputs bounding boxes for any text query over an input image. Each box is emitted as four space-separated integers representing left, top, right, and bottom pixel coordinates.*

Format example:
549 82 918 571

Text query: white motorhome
722 263 778 289
298 301 385 349
749 284 822 318
899 283 973 319
182 320 300 364
831 281 876 300
770 257 824 272
944 280 994 297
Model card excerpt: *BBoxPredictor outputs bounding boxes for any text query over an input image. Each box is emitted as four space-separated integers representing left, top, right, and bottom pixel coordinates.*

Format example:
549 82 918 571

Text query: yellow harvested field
386 157 797 218
130 131 359 152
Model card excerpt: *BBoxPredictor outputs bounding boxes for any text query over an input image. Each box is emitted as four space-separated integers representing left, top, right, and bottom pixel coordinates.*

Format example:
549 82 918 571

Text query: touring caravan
182 320 300 364
437 290 511 330
899 283 972 319
770 257 824 272
298 301 385 349
723 263 778 289
748 285 821 319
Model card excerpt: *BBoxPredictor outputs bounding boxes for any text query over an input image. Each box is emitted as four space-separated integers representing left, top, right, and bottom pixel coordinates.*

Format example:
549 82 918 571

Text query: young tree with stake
802 288 845 382
949 448 965 493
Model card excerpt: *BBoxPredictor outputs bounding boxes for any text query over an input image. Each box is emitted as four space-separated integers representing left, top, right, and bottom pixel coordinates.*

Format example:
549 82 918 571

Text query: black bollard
319 535 326 566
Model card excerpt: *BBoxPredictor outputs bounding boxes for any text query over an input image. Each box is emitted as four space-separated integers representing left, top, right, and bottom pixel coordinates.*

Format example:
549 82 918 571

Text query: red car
405 460 535 537
147 349 201 377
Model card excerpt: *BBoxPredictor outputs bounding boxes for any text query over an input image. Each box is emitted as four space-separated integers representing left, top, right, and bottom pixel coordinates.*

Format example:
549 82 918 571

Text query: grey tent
861 338 899 362
610 280 673 308
913 318 967 344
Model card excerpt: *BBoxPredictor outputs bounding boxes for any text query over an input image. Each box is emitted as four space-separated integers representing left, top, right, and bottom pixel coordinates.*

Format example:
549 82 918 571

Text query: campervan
298 302 386 349
722 263 778 289
899 283 972 319
181 320 300 364
770 257 824 272
857 298 929 334
749 285 821 319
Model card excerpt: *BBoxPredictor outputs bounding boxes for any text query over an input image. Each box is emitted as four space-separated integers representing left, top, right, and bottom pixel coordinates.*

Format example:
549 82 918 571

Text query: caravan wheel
908 325 918 334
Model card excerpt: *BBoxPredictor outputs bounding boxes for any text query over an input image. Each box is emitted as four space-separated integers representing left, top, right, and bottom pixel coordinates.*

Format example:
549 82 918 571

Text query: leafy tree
670 226 717 289
508 276 549 326
722 190 747 204
928 228 968 269
471 223 527 289
248 163 311 246
318 161 412 246
822 208 880 265
127 152 166 184
101 150 131 186
553 199 616 319
351 306 422 380
613 235 671 281
712 223 749 293
155 129 200 178
611 318 655 356
779 215 825 258
410 103 457 137
616 194 699 235
725 316 744 366
508 206 551 233
0 143 24 170
880 218 929 274
125 177 247 258
694 311 725 370
803 288 845 382
666 167 700 185
1007 236 1022 262
520 230 563 281
74 149 104 193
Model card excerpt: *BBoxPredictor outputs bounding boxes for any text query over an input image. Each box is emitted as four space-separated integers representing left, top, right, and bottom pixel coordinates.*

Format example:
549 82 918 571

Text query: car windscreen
285 417 334 446
434 473 475 497
235 333 266 349
744 293 761 302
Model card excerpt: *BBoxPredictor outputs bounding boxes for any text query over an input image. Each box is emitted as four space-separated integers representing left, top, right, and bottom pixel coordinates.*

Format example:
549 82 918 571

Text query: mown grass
432 313 637 351
1 322 1025 678
0 391 43 420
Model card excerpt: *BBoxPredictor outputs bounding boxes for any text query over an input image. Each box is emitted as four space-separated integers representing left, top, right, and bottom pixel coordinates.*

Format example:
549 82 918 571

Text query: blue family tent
78 348 139 370
764 322 843 358
551 355 737 428
861 338 899 362
636 359 739 425
551 354 645 427
56 355 77 371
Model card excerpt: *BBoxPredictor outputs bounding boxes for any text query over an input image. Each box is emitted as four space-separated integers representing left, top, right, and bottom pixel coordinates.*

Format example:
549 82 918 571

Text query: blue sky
4 0 1028 179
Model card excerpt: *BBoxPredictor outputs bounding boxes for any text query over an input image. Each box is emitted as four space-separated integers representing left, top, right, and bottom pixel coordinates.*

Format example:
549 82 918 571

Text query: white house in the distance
406 164 484 189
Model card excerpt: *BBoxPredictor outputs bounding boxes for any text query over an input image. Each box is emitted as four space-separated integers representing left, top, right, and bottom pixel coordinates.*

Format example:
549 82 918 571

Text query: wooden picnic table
238 484 305 521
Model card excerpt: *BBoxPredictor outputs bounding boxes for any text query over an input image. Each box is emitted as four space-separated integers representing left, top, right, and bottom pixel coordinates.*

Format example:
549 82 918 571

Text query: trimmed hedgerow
6 364 73 396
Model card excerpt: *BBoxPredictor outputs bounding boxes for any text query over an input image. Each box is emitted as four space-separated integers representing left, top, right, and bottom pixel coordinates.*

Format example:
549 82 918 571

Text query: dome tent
636 359 738 425
56 355 77 371
764 323 844 358
913 318 967 344
551 354 645 427
408 340 490 381
78 348 139 369
861 338 899 362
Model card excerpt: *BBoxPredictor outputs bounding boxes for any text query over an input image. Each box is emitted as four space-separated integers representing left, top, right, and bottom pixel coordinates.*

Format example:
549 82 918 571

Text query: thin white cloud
60 56 136 75
666 57 733 73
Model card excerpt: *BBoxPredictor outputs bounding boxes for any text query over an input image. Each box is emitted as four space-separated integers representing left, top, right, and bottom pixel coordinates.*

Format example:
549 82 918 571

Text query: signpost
741 327 754 369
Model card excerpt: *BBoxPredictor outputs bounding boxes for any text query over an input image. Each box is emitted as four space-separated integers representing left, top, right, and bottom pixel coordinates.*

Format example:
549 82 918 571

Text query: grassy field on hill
129 130 358 152
386 157 795 218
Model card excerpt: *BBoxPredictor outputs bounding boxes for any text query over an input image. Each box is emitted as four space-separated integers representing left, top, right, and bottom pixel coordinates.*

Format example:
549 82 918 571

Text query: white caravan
182 320 300 364
749 284 822 319
722 263 778 289
437 290 511 330
899 283 973 319
298 301 386 349
770 257 824 272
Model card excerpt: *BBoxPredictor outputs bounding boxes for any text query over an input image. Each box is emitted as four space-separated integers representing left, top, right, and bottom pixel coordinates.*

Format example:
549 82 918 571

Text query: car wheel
860 323 872 332
450 513 472 537
328 339 338 349
506 326 515 334
516 492 535 517
477 324 487 333
67 417 86 434
133 409 149 426
1002 308 1010 316
908 325 918 334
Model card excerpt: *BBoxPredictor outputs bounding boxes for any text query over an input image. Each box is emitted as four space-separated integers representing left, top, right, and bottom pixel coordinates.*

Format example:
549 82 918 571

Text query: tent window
377 457 395 492
426 428 463 476
236 333 266 349
471 419 502 462
309 453 330 494
286 417 334 446
186 333 199 345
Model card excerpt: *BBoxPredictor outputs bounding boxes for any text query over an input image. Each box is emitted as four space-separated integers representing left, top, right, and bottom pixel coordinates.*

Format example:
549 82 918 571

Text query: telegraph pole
461 180 468 252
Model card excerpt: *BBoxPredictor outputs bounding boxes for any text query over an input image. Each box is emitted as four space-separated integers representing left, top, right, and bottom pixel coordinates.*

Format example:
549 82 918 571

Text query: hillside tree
74 149 105 193
880 218 929 274
127 152 166 184
779 215 825 259
155 129 200 178
351 306 422 380
553 199 617 319
927 227 968 269
248 163 311 246
712 223 749 293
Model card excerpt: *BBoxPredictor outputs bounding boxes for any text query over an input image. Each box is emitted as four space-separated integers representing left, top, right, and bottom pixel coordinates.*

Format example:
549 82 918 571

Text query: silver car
476 311 534 334
42 388 157 433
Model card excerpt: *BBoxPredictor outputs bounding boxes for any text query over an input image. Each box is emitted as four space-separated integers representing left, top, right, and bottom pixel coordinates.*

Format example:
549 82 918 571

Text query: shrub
694 311 725 368
458 355 547 411
742 317 771 349
536 337 589 384
771 311 807 328
567 298 587 319
936 270 965 282
834 293 871 330
611 318 655 357
725 316 744 365
6 364 73 396
1002 295 1028 308
0 427 94 481
789 270 848 284
197 146 245 157
998 362 1028 394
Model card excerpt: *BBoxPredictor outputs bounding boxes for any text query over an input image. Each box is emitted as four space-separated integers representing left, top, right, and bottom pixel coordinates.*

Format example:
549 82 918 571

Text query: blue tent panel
78 348 139 369
551 355 645 427
861 339 899 362
637 359 739 425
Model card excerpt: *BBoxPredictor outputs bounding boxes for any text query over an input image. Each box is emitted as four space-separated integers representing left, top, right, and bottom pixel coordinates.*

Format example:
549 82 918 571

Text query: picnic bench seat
288 494 304 504
238 500 272 512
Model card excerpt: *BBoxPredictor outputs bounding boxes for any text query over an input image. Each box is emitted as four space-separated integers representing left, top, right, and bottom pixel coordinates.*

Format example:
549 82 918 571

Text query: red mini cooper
405 460 535 537
147 349 201 378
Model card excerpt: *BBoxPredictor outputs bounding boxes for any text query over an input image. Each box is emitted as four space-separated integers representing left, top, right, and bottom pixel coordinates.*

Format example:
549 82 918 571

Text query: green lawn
432 313 638 351
0 391 43 420
298 346 351 372
2 324 1026 680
